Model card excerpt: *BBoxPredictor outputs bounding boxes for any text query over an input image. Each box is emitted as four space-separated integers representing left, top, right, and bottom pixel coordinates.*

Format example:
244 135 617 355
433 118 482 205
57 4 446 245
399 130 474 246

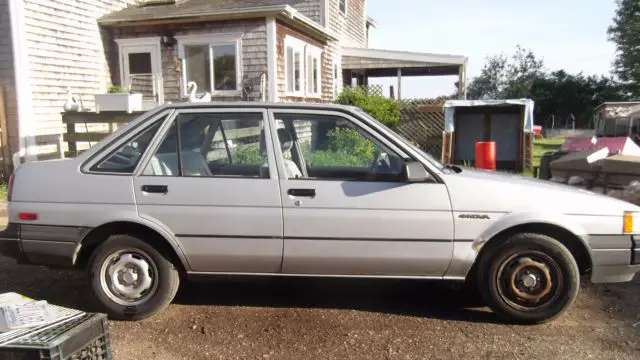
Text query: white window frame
339 0 347 15
284 35 323 98
175 33 243 97
284 36 306 97
332 57 340 99
305 45 322 98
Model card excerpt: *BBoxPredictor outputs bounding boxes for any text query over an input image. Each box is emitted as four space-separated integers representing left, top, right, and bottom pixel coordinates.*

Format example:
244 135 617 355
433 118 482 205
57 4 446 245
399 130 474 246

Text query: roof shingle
99 0 291 24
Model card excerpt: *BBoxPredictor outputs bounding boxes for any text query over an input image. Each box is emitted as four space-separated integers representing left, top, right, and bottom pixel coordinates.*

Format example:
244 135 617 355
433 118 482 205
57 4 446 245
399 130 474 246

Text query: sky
364 0 619 99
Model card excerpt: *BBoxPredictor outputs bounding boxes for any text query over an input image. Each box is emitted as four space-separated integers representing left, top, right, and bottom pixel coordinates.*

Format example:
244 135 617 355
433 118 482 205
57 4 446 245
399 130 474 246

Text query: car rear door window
90 120 164 174
142 112 269 178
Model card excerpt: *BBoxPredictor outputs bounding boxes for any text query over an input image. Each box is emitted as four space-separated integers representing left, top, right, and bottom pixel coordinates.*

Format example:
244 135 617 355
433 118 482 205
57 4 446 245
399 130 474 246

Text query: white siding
23 0 136 136
328 0 366 49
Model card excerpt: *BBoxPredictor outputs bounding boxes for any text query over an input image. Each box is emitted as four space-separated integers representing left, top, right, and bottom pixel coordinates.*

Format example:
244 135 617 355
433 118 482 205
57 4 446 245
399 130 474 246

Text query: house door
121 45 163 110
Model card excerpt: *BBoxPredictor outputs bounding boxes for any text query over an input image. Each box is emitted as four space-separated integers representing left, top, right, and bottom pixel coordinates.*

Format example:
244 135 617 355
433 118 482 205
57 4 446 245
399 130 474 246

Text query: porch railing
126 74 164 106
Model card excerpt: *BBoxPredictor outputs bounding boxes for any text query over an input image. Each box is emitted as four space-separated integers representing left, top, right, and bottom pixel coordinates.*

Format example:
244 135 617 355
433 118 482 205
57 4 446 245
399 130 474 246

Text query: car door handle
287 188 316 197
141 185 168 194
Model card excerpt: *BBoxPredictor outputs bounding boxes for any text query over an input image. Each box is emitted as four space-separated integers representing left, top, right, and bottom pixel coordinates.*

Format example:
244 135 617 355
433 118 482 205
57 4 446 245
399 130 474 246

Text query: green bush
304 127 375 167
108 85 125 93
335 87 401 127
233 143 262 164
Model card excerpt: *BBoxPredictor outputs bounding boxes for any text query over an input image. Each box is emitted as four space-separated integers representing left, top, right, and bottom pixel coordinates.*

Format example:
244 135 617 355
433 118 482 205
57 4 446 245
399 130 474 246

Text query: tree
467 45 545 100
466 46 629 128
608 0 640 97
531 71 628 128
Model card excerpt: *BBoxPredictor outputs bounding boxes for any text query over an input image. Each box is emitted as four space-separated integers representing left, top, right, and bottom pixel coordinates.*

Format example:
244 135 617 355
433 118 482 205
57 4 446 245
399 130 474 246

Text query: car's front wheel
87 234 180 320
478 233 580 324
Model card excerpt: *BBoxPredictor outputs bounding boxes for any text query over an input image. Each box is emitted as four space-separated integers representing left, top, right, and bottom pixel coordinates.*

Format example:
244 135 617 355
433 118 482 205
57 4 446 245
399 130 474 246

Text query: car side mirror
405 161 431 182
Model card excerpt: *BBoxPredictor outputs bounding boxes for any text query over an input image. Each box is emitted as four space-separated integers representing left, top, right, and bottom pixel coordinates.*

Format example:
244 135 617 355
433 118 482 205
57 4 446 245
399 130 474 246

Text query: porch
341 47 468 100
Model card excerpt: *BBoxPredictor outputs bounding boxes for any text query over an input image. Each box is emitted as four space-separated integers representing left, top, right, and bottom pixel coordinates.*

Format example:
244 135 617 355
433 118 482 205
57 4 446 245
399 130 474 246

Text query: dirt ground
0 260 638 359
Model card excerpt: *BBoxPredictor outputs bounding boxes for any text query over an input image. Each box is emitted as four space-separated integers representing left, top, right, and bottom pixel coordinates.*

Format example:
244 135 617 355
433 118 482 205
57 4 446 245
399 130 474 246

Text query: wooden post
0 88 11 176
458 63 466 99
397 68 402 100
389 85 395 100
66 121 77 155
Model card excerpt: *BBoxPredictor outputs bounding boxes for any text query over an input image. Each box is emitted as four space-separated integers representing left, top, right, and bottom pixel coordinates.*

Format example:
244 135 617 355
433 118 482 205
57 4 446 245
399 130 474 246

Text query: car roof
154 101 360 112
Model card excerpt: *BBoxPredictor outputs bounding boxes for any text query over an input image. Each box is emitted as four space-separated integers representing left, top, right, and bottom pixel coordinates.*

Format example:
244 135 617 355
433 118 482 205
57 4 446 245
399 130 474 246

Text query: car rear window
90 120 164 174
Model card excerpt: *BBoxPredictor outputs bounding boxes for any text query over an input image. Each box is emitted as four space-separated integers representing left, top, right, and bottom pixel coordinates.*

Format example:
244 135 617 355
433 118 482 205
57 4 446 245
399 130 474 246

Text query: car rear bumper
588 234 640 283
0 223 90 268
0 223 24 261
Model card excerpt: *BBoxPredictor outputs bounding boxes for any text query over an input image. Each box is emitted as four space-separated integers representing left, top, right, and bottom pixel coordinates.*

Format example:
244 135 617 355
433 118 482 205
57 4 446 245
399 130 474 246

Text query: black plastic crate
0 313 111 360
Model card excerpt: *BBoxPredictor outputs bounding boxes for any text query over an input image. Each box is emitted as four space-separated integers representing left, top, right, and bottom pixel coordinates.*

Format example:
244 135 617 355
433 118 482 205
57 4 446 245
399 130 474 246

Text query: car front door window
273 114 405 182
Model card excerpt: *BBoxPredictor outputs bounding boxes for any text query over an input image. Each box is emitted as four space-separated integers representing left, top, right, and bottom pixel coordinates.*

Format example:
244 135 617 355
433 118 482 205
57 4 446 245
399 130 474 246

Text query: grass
0 181 7 203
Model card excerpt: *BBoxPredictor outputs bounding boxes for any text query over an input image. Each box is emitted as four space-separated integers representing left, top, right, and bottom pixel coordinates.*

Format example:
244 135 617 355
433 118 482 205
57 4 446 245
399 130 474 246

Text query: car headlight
623 212 640 234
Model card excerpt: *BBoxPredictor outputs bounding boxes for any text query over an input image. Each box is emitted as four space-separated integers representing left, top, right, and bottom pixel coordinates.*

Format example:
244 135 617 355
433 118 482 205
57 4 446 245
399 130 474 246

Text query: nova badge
458 214 490 219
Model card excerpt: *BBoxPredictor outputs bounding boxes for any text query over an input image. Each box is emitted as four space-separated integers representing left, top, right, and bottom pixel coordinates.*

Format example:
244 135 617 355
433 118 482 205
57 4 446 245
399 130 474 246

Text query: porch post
342 69 351 87
458 62 467 99
397 68 402 100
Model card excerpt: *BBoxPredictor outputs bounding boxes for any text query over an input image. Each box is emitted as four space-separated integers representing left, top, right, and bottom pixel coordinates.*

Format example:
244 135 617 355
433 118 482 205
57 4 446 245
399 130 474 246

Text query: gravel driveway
1 253 639 360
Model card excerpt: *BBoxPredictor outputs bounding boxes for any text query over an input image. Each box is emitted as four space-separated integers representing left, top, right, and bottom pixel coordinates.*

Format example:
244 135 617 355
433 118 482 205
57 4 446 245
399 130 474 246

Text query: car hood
441 167 640 216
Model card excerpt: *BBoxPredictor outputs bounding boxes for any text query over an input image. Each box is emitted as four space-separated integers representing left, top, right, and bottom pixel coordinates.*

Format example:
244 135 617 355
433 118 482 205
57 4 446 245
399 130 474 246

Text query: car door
132 107 283 273
268 109 454 277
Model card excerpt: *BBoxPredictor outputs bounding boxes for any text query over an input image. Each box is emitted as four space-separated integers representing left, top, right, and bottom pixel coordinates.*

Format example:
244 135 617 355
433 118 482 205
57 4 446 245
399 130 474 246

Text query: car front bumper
588 234 640 283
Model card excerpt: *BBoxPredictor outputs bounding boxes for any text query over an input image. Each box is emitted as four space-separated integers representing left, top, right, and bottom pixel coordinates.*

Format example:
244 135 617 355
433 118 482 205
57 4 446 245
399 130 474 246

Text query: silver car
1 102 639 324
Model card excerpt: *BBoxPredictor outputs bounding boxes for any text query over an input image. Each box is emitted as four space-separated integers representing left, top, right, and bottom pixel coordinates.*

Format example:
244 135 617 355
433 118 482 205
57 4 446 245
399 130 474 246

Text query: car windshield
353 108 447 171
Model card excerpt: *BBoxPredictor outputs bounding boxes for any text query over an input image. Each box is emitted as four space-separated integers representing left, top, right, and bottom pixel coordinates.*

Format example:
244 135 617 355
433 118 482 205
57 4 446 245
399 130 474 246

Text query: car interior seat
277 128 303 179
258 128 303 179
143 151 213 177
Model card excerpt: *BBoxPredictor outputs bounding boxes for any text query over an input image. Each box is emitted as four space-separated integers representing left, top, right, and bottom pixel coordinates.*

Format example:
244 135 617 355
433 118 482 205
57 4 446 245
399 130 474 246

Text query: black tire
87 234 180 321
477 233 580 324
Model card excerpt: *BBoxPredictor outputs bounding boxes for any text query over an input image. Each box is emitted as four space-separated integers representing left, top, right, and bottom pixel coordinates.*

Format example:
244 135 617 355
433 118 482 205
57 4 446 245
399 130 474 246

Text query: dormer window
339 0 347 14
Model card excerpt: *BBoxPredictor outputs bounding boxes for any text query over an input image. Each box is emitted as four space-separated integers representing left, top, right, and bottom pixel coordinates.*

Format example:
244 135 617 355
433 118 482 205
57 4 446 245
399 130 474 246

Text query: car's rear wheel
477 233 580 324
87 234 180 320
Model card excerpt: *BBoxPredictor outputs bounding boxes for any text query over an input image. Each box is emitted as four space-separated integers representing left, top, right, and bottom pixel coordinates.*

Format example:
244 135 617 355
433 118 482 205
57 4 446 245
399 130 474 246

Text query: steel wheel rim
99 249 159 306
495 250 563 312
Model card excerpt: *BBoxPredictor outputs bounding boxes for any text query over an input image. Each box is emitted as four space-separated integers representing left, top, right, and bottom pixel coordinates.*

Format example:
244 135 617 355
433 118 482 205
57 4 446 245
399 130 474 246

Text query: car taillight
6 173 14 202
18 212 37 221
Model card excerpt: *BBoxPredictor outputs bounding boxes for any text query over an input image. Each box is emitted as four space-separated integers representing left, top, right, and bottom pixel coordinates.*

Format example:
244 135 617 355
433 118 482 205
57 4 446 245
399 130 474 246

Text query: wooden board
0 88 11 176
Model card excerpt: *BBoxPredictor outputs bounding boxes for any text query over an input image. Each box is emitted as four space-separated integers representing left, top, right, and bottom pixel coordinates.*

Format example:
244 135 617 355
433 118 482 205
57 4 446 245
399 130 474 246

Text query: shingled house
0 0 467 163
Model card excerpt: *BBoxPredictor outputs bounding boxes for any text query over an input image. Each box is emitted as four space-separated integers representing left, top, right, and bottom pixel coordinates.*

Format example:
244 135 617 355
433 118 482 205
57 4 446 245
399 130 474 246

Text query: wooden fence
345 85 446 160
395 101 445 159
63 111 144 156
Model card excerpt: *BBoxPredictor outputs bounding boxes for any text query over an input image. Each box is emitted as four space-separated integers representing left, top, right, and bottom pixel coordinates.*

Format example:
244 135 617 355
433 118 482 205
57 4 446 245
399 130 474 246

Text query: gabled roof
99 0 337 41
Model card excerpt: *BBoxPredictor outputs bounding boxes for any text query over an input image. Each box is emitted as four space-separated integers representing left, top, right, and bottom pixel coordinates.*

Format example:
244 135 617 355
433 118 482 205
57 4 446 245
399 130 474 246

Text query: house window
285 37 304 95
339 0 347 14
176 34 242 96
284 35 322 97
306 47 321 96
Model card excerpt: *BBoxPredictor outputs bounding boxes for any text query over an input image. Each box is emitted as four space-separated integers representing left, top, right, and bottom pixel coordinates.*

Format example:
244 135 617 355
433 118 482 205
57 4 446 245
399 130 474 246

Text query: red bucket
475 141 496 170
